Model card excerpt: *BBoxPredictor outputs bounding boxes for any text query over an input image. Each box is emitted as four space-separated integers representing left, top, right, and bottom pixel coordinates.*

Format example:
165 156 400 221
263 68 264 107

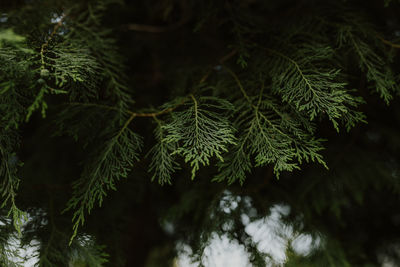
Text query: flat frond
69 235 109 267
46 41 101 101
163 95 237 179
64 125 142 243
215 94 327 183
213 137 252 185
341 28 398 104
148 119 180 185
66 4 133 112
267 45 365 131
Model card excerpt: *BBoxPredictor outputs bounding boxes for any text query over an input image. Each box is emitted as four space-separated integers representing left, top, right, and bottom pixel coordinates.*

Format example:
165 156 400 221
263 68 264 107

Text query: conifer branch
0 145 26 236
25 13 68 121
2 1 400 265
265 48 318 98
225 69 292 139
163 96 237 179
65 123 143 244
40 13 67 69
215 68 329 182
225 67 289 138
116 113 136 139
147 116 180 185
64 109 142 243
346 31 396 104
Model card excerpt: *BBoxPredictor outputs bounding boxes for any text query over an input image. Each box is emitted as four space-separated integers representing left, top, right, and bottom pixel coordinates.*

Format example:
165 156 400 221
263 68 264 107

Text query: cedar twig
40 13 67 68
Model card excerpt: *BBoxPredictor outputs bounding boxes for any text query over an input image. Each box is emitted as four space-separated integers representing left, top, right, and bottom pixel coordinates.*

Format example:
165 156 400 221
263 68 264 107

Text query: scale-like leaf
163 96 237 179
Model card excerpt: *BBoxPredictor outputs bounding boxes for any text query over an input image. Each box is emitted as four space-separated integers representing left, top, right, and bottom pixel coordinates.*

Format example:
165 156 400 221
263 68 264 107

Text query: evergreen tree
1 0 400 266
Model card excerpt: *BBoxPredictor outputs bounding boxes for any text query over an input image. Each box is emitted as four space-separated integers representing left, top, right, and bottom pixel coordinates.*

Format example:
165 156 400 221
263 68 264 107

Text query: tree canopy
1 0 400 266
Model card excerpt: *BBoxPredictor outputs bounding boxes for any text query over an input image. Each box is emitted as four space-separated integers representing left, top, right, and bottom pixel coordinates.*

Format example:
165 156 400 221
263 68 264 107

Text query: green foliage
25 85 49 121
0 29 32 54
324 6 400 104
266 45 366 131
0 29 25 44
214 81 327 183
213 138 252 185
0 30 30 235
66 1 133 111
48 42 100 92
0 131 26 236
339 28 398 104
1 0 400 265
35 224 109 267
0 81 25 130
64 122 143 243
163 95 237 179
148 118 180 185
68 236 109 267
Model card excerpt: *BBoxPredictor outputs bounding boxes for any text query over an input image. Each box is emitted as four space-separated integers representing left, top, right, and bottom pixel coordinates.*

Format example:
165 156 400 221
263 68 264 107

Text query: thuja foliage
1 0 400 266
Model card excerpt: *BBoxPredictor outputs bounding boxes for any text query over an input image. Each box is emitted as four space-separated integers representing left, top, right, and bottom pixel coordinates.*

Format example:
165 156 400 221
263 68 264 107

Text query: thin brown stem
40 13 67 68
116 113 136 140
377 35 400 49
127 1 190 33
67 48 237 118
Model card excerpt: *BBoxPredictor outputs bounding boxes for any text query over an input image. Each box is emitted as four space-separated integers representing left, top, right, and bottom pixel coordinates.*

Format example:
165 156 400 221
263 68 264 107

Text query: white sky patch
49 13 67 36
178 204 321 267
176 234 252 267
245 204 293 265
15 239 39 267
175 244 199 267
219 190 241 214
50 13 64 24
2 213 40 267
202 234 252 267
291 234 320 256
4 235 39 267
6 200 320 267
